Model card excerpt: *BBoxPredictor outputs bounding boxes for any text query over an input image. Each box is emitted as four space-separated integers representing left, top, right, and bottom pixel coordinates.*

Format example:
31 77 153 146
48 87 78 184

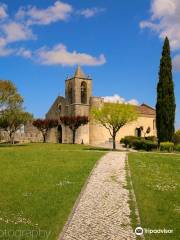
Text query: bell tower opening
81 81 87 104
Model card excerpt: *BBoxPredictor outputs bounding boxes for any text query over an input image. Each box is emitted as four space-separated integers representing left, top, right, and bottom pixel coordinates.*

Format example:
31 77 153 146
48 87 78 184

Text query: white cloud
140 0 180 71
0 47 14 57
172 55 180 71
0 2 106 66
140 0 180 49
104 94 125 103
1 22 35 43
16 47 32 59
128 99 139 105
0 37 7 47
0 21 34 58
36 43 106 66
103 94 139 105
0 3 8 19
78 7 105 18
16 1 73 25
151 0 176 19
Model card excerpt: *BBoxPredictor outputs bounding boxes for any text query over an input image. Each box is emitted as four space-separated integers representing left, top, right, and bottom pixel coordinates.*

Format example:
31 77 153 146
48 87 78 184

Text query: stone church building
46 66 156 145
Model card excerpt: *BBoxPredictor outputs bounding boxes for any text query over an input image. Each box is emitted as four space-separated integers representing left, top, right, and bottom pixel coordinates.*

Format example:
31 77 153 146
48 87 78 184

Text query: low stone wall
0 123 43 143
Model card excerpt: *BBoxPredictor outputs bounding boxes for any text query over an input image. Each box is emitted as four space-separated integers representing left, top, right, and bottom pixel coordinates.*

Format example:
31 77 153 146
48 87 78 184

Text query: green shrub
175 144 180 152
132 139 158 151
145 136 157 142
120 136 140 148
160 142 174 152
173 130 180 145
120 136 158 151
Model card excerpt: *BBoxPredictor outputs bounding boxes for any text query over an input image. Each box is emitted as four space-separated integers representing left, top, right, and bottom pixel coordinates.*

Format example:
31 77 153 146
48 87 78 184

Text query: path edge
126 154 145 240
58 152 109 240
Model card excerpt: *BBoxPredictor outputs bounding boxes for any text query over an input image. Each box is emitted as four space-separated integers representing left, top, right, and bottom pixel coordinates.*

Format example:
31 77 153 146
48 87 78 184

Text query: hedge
120 136 158 151
132 139 158 151
174 144 180 152
160 142 174 152
120 136 140 148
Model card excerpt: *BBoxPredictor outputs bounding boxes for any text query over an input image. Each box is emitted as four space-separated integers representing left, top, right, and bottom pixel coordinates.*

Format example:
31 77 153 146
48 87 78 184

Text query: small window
153 119 156 130
57 104 62 113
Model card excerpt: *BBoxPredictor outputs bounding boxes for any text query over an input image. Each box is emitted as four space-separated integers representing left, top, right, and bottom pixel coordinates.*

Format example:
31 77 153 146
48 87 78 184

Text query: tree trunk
72 130 76 144
112 131 116 150
12 135 15 145
43 134 46 143
9 132 14 144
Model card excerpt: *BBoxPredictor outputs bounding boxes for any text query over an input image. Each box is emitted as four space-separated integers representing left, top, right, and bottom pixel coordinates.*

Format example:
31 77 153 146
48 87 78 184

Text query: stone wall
0 122 43 143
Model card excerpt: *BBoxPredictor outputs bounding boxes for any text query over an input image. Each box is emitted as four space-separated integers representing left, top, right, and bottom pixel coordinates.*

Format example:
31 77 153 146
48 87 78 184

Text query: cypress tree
156 37 176 143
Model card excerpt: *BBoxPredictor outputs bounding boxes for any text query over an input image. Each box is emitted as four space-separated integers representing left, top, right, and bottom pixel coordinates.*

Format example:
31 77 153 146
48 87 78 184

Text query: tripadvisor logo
135 227 143 236
135 226 174 236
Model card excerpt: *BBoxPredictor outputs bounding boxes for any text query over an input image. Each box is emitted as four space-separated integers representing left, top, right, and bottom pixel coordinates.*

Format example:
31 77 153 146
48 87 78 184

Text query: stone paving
60 152 136 240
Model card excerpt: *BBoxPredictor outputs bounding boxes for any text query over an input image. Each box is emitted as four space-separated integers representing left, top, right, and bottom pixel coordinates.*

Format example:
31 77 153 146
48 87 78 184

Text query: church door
57 125 62 143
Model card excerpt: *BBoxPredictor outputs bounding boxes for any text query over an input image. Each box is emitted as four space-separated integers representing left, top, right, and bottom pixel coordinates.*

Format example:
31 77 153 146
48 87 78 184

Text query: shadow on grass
85 147 110 151
85 146 129 152
0 143 28 148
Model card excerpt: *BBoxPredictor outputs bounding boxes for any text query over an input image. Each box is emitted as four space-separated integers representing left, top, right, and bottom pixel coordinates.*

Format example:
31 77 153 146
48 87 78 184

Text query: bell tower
65 66 92 116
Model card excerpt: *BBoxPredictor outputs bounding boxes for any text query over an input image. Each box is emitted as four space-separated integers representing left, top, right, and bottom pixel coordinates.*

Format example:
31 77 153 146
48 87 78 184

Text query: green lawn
128 153 180 240
0 143 105 240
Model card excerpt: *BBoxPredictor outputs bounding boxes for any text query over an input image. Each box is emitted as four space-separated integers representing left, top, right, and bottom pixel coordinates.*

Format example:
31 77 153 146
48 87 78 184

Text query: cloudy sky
0 0 180 128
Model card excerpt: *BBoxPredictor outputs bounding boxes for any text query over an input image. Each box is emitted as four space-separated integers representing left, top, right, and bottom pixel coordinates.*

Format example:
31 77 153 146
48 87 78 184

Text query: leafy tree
60 116 89 144
156 37 176 143
0 109 33 144
0 80 23 110
91 103 138 150
173 129 180 145
33 119 58 143
0 80 33 144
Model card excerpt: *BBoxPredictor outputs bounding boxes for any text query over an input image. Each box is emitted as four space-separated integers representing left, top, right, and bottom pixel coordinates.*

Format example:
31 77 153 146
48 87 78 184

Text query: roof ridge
141 103 155 110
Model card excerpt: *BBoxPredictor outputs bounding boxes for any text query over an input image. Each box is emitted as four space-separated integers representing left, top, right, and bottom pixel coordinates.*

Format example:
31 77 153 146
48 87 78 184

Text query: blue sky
0 0 179 128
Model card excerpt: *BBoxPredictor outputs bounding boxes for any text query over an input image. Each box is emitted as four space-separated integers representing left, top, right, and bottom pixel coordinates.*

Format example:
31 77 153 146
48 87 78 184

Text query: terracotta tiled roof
137 104 156 116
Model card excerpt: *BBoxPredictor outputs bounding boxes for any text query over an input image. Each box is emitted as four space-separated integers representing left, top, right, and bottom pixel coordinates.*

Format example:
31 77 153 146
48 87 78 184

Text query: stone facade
0 122 43 143
46 66 157 145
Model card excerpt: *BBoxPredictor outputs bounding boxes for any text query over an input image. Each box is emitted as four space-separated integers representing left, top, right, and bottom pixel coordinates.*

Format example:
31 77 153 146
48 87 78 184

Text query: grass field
0 143 105 240
128 153 180 240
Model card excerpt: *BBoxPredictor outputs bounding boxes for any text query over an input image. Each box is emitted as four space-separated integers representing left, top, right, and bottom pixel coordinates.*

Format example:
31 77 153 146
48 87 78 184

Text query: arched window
81 81 87 104
67 82 73 104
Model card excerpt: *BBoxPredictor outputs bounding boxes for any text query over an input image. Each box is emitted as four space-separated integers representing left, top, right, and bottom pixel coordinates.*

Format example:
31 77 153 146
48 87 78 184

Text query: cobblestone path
60 152 136 240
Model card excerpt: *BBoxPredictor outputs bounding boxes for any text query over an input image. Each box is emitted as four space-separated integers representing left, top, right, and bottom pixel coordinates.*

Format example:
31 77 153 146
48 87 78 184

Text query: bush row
120 136 180 152
159 142 180 152
175 144 180 152
160 142 174 152
120 136 158 151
